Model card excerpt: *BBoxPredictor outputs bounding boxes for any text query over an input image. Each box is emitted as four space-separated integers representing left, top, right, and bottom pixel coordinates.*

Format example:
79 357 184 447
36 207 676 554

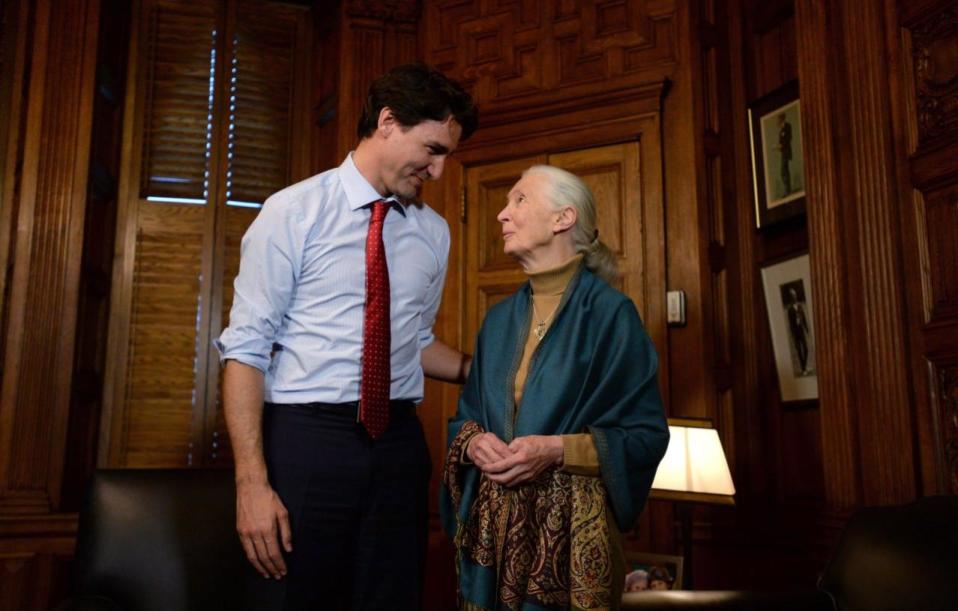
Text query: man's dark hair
357 62 478 141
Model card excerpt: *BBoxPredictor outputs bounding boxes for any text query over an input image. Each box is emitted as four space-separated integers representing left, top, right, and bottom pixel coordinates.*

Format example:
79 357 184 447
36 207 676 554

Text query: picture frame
623 552 684 593
748 80 806 228
760 253 819 403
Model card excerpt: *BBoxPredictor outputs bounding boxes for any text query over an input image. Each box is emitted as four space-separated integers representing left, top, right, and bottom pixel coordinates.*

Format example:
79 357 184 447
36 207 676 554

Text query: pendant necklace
531 299 559 341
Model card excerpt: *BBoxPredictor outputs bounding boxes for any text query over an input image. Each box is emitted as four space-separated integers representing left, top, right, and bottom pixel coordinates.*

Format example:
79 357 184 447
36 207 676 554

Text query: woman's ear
554 205 577 233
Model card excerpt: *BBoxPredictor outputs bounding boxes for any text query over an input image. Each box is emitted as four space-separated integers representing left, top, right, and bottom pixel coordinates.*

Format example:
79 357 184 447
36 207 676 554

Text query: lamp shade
650 419 735 505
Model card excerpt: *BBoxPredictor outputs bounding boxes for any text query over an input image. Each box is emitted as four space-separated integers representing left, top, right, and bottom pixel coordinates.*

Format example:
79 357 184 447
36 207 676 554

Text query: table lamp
649 418 735 588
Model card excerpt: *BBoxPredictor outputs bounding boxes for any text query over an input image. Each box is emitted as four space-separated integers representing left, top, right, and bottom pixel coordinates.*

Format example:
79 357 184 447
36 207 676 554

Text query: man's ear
377 107 396 137
554 206 577 233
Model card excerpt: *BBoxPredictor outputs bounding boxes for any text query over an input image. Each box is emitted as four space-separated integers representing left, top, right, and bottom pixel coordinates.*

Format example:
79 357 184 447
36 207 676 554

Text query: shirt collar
339 153 406 217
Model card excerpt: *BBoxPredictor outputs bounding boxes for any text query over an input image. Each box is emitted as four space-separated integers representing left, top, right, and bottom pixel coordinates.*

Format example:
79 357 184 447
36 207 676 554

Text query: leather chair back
72 469 246 611
820 495 958 611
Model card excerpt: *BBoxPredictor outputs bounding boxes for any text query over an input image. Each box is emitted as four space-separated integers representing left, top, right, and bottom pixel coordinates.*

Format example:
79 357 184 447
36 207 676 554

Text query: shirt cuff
214 330 271 373
418 327 435 350
561 433 601 476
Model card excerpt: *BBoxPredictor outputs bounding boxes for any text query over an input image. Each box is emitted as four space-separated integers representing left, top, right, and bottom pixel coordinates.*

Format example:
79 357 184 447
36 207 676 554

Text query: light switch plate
667 290 686 326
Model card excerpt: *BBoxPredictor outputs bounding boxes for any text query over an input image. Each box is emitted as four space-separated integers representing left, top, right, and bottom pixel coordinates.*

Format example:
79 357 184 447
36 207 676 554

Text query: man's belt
267 400 416 419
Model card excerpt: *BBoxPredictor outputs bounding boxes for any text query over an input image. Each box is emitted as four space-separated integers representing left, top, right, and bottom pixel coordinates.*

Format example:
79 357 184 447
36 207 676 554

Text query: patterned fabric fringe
443 422 615 610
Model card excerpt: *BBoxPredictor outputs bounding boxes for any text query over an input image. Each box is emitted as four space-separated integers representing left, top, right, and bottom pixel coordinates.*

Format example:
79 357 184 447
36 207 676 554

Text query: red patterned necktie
360 200 391 439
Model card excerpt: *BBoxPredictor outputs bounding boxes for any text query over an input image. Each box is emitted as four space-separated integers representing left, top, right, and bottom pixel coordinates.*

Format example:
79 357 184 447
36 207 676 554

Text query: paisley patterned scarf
444 420 618 611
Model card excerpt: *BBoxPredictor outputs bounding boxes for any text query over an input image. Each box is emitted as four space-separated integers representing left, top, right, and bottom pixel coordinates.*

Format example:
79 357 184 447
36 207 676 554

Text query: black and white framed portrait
761 253 818 403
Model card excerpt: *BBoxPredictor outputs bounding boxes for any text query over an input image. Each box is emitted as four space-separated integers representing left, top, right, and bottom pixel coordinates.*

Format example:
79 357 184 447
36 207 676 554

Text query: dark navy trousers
245 402 431 611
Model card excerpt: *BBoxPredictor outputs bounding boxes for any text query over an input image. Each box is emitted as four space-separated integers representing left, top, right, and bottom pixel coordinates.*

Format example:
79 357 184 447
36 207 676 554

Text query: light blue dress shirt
215 154 450 404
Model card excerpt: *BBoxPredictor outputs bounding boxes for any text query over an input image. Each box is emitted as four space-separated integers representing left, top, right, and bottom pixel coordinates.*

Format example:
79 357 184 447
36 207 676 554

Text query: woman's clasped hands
465 432 564 486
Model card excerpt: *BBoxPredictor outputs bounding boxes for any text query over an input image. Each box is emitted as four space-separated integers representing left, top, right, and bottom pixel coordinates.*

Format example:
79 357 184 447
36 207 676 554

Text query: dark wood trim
0 0 101 510
0 513 77 540
794 0 863 509
0 0 31 346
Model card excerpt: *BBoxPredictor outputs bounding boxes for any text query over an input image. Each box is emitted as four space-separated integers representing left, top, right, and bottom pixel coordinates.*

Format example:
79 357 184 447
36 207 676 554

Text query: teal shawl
441 267 669 609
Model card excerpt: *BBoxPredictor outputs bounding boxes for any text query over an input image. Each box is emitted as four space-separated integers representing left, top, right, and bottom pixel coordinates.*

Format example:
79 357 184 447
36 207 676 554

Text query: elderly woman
440 165 669 610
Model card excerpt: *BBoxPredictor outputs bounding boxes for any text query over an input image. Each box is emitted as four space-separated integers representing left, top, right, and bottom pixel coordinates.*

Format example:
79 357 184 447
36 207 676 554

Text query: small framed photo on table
761 253 819 403
748 80 806 228
623 552 684 593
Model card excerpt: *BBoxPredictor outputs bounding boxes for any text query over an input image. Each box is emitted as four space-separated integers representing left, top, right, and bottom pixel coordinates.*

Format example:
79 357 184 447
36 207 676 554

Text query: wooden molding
838 0 916 504
0 513 77 541
99 0 146 467
0 0 101 510
724 0 768 498
894 0 958 496
345 0 420 23
456 80 667 162
0 0 31 343
794 0 861 509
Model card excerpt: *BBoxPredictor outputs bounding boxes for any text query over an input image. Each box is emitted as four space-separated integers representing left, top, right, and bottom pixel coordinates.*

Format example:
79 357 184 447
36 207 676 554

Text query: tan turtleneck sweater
517 254 600 475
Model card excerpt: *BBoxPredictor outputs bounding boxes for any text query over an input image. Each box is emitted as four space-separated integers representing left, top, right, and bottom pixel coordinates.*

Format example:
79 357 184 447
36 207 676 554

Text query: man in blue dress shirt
215 63 478 610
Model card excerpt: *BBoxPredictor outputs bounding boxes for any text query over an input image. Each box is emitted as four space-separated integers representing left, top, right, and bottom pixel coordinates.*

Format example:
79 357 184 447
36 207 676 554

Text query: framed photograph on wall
623 552 684 593
748 80 805 228
761 253 819 403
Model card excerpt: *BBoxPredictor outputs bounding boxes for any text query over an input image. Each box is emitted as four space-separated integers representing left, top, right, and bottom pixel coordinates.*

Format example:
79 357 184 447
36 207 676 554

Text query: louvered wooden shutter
125 205 207 466
227 2 301 205
104 0 310 468
139 1 218 201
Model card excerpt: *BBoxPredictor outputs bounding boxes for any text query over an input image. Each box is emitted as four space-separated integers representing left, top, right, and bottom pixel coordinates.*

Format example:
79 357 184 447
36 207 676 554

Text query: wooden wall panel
922 185 958 321
724 0 768 502
333 0 420 161
793 0 860 508
0 550 72 611
61 0 131 511
0 0 100 511
838 0 914 504
896 0 958 496
935 364 958 492
685 0 835 588
659 1 712 430
424 0 677 115
790 0 958 508
0 0 29 398
0 0 101 606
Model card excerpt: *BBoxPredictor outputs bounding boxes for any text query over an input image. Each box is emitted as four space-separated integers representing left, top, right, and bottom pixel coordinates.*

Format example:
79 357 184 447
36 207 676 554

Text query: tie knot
370 199 390 223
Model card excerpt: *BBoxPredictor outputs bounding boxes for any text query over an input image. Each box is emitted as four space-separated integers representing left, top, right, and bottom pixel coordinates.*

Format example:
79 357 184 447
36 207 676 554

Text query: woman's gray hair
523 164 618 283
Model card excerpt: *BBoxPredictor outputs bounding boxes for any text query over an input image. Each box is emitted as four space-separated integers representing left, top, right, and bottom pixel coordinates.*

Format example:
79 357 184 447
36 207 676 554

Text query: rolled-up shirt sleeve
214 195 305 372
